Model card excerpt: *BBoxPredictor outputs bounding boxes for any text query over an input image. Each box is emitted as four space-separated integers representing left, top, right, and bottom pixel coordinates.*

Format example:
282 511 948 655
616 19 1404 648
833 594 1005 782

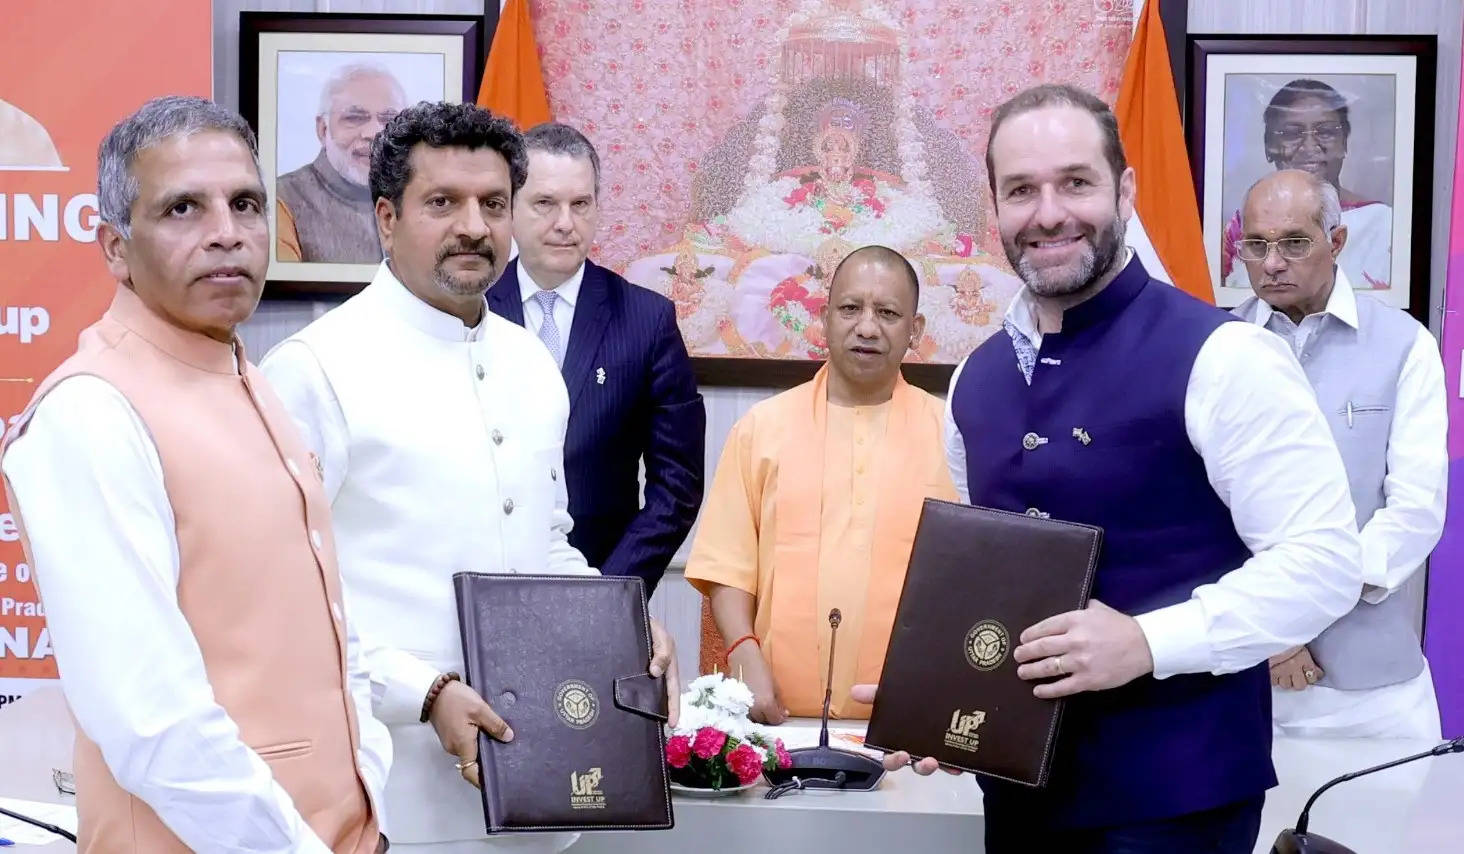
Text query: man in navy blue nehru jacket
489 123 704 597
863 84 1363 854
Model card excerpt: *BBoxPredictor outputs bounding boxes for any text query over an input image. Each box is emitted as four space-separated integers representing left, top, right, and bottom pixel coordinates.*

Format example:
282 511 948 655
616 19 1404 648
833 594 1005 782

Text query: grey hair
317 63 407 118
97 95 260 239
522 122 601 195
1242 169 1342 235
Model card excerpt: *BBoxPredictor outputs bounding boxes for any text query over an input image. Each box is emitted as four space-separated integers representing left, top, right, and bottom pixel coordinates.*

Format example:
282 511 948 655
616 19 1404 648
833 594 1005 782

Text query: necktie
533 290 563 368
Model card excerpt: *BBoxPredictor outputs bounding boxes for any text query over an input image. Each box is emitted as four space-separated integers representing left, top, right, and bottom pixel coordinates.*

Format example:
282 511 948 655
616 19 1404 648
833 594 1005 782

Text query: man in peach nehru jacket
685 245 959 725
0 96 387 854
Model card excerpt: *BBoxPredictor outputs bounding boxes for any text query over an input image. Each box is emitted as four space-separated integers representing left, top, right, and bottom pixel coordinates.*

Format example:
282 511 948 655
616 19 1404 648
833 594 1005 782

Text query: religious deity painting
535 0 1134 378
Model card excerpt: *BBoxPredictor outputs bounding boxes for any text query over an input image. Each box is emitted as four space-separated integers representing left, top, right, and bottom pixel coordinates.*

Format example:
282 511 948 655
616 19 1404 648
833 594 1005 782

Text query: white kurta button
492 429 503 445
550 467 558 481
503 498 515 515
310 529 323 549
476 364 485 380
286 459 301 477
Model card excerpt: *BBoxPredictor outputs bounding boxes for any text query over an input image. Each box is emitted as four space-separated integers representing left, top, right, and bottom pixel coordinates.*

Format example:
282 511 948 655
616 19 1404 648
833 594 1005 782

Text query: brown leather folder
864 500 1101 787
453 573 674 833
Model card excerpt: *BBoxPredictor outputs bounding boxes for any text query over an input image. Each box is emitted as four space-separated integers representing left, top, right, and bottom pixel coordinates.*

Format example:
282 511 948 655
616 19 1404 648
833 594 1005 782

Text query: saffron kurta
685 365 957 719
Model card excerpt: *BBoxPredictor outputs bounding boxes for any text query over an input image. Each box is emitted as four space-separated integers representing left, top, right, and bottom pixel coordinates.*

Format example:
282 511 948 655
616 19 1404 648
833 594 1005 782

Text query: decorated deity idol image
626 0 1023 361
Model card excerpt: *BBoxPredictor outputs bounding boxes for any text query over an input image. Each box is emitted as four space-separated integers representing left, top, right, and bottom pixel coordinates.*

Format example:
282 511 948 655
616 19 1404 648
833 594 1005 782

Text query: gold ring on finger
1303 667 1317 682
455 760 478 771
1054 656 1066 676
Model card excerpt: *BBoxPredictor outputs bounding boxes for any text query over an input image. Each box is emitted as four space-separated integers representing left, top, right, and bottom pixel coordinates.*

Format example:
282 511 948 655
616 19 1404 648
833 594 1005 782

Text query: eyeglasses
1234 236 1317 263
335 109 400 132
1266 123 1347 147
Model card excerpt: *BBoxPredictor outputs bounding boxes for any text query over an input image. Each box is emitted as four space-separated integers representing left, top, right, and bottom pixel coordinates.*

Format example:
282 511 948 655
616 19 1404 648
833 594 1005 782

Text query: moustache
436 240 497 267
1016 223 1093 247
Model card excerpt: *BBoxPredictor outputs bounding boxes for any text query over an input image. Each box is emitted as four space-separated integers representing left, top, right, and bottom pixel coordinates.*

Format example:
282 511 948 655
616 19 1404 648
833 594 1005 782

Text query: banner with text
0 3 212 708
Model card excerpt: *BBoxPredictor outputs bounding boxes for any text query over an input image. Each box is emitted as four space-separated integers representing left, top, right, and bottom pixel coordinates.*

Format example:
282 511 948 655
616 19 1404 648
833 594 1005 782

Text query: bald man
685 245 959 723
1234 169 1446 739
276 64 407 263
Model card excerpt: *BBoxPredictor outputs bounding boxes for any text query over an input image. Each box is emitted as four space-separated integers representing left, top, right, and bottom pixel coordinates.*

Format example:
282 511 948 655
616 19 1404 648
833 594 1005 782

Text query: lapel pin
1072 427 1091 446
596 367 606 385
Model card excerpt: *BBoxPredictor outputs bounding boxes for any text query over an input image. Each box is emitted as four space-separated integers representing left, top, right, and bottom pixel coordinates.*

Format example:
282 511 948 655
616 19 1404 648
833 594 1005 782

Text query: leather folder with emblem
865 500 1101 788
453 573 673 833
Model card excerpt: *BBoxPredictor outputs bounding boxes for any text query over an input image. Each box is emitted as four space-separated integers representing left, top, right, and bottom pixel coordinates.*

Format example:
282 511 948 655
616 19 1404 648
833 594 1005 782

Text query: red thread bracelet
726 634 759 657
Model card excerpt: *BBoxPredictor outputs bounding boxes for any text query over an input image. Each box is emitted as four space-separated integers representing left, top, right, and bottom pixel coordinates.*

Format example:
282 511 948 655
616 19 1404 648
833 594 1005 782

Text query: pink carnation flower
726 743 763 785
691 727 727 760
775 739 792 769
665 735 692 768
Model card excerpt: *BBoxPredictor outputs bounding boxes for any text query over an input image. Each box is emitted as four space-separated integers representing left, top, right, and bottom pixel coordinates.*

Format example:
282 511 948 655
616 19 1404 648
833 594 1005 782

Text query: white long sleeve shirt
1237 277 1446 738
261 263 591 850
2 375 390 854
1235 278 1448 606
945 282 1363 680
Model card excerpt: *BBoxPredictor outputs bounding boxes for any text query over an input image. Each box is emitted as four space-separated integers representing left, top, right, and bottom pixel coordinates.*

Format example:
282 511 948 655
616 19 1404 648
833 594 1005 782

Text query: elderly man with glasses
1233 168 1447 739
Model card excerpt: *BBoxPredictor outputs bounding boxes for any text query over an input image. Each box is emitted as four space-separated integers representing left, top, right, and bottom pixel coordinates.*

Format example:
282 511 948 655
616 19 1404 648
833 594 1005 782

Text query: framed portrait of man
240 13 486 296
1185 35 1437 320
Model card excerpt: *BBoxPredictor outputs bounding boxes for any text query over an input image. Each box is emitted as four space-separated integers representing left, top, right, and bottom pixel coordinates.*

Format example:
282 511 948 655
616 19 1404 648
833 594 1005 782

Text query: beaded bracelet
420 671 461 723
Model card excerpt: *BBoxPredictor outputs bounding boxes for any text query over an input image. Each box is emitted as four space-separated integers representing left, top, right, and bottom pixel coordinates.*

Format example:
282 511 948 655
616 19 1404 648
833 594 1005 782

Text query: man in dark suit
488 123 705 596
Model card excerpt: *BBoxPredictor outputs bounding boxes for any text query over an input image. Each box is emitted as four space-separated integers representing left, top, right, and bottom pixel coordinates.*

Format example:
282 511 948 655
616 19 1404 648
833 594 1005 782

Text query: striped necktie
533 289 563 368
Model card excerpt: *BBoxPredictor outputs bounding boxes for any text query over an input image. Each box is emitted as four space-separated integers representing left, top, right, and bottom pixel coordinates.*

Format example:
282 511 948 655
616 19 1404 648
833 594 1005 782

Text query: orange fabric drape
1115 0 1214 303
476 0 553 130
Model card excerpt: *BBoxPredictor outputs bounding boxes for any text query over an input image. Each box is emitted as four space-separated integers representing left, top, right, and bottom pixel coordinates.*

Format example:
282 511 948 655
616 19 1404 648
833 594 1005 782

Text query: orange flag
1115 0 1213 303
476 0 552 130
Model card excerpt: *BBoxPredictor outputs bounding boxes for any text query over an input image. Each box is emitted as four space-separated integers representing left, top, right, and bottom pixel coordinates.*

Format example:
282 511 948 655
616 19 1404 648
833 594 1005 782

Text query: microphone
0 803 78 843
1271 735 1464 853
819 608 841 749
763 608 887 798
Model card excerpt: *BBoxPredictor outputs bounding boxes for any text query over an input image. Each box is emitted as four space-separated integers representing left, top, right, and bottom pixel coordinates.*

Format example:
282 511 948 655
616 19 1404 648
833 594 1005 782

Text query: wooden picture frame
239 12 486 298
1185 34 1437 322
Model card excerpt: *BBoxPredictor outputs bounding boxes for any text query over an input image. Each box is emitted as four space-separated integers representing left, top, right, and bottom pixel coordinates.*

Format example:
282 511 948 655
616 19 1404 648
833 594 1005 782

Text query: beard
433 238 499 296
1004 213 1126 298
324 139 370 187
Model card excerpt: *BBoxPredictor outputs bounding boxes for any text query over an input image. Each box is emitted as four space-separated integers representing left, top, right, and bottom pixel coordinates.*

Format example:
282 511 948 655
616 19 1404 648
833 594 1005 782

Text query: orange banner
0 3 212 705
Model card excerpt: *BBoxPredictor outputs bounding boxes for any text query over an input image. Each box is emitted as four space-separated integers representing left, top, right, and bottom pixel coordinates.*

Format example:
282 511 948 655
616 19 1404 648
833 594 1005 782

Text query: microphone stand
1271 736 1464 854
0 803 78 843
764 608 887 799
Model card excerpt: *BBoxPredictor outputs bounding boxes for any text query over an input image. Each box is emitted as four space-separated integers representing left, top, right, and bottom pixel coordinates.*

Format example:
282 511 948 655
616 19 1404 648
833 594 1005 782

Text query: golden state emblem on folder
555 680 600 729
964 620 1010 671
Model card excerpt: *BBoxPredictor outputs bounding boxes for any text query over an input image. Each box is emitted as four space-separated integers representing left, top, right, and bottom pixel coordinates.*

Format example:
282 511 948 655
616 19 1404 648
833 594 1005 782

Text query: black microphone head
829 608 842 629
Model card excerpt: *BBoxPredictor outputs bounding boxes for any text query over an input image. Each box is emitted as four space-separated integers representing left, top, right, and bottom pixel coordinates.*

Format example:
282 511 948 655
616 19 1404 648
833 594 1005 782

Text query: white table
4 692 1462 852
568 720 1464 854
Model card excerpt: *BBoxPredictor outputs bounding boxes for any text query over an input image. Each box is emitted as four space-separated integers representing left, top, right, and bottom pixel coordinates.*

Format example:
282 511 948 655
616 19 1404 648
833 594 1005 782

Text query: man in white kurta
1233 171 1446 739
264 103 595 853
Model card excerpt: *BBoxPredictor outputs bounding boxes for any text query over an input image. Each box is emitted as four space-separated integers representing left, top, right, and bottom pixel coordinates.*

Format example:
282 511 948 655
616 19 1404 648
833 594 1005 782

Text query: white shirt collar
518 261 585 308
372 261 487 342
1246 268 1359 331
1001 247 1135 345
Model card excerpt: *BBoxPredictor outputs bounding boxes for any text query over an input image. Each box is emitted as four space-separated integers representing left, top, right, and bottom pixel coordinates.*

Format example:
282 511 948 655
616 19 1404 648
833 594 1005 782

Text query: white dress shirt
519 261 584 356
263 263 591 851
1238 277 1446 739
2 374 389 854
945 272 1363 681
1236 277 1447 606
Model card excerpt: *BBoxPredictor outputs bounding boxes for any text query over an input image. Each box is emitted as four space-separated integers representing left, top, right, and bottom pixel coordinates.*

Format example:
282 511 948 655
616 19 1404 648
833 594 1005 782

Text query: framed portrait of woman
1185 35 1437 321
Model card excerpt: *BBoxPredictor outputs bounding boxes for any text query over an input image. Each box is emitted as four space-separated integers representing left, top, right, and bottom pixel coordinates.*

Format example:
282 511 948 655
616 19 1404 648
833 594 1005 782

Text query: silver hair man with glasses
277 63 407 264
1 95 386 853
1234 168 1446 739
